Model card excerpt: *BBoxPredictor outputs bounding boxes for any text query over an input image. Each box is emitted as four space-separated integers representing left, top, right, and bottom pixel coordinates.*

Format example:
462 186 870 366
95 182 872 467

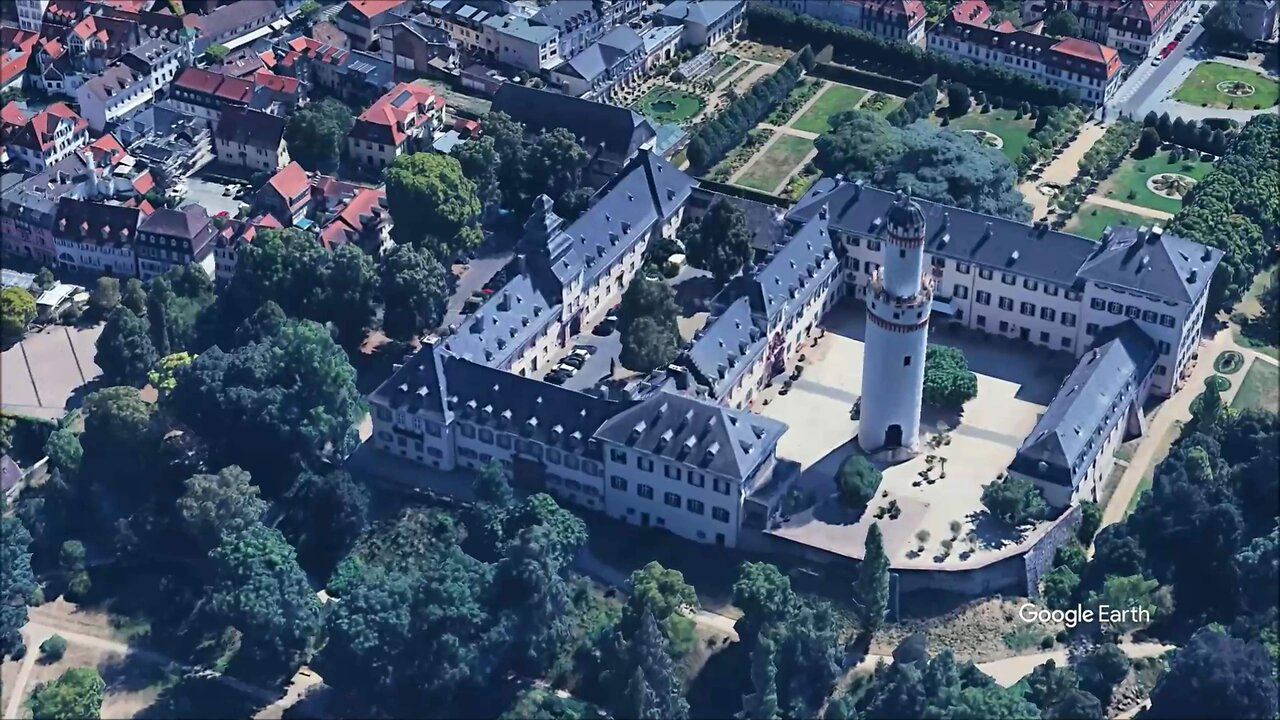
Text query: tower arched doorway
884 424 903 449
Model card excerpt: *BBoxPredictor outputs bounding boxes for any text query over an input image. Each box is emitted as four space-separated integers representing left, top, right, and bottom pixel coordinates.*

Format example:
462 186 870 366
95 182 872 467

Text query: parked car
593 315 618 336
545 369 569 385
1151 56 1163 66
571 344 597 359
554 362 579 377
562 354 586 370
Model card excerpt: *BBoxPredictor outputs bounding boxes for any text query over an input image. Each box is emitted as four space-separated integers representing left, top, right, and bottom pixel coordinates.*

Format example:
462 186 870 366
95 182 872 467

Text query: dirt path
4 644 39 719
849 641 1173 687
728 130 786 184
759 122 820 140
1087 195 1175 220
1018 122 1108 220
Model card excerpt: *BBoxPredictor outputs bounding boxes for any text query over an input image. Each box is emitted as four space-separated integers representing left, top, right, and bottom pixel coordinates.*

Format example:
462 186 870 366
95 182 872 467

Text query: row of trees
745 5 1079 107
687 47 814 171
1077 118 1142 180
815 109 1031 220
884 77 938 128
1168 113 1279 315
1141 111 1232 157
1017 105 1087 175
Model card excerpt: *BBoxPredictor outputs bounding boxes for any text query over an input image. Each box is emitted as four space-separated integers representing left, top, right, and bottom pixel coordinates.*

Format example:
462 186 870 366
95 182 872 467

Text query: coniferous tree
740 633 781 720
95 307 157 386
620 612 689 720
854 523 890 636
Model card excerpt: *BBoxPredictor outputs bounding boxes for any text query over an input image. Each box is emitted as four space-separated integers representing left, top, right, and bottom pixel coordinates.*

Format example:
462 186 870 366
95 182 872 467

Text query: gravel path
1086 195 1176 220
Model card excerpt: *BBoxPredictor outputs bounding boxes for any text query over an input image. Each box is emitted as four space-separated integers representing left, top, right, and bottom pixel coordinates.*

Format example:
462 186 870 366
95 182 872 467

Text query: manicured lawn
737 42 792 65
1173 61 1280 109
1098 150 1215 215
632 85 705 124
940 108 1036 162
736 135 814 193
1064 202 1149 240
861 92 904 116
1231 359 1279 413
790 84 868 134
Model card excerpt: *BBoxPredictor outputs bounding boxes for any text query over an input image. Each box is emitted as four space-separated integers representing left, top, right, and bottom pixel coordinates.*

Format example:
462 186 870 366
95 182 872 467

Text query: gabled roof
443 270 559 367
265 160 310 203
1050 37 1120 73
214 107 287 149
1076 225 1220 303
140 204 211 242
349 81 441 146
657 0 744 28
1013 320 1155 488
532 0 604 30
0 27 38 88
54 197 142 245
81 63 141 102
491 82 657 161
739 212 836 323
686 295 767 399
10 103 87 153
341 0 412 21
595 390 787 481
560 25 642 82
87 133 128 165
172 66 255 104
318 186 387 249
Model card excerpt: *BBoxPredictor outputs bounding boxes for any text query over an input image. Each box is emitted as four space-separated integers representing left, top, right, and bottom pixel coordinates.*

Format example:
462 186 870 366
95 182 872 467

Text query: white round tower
858 189 932 455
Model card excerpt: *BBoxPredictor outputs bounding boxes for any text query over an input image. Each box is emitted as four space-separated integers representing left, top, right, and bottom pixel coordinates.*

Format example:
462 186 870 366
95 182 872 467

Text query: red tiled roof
344 0 410 20
350 81 441 147
251 213 283 229
13 102 87 152
320 186 386 249
1 101 26 128
252 69 300 94
994 19 1016 31
1052 36 1120 67
131 169 155 195
265 160 310 203
1 28 38 87
949 0 991 26
88 132 128 165
173 66 253 103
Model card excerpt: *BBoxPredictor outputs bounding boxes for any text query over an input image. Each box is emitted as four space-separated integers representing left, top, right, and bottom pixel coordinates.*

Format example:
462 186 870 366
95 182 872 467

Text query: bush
922 345 977 410
981 474 1048 527
40 635 67 661
835 455 881 507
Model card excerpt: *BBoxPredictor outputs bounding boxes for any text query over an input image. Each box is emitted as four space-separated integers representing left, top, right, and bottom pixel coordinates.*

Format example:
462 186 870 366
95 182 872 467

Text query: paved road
1109 18 1206 120
441 251 513 331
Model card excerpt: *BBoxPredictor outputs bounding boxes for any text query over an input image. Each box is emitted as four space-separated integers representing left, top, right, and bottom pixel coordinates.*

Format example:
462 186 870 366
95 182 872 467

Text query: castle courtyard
756 300 1077 568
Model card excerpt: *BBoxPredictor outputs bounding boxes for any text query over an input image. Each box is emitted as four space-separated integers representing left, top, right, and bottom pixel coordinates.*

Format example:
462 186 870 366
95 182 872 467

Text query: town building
126 107 214 187
255 159 311 226
418 0 505 58
135 204 216 280
212 218 257 286
487 13 561 71
213 106 289 173
52 197 144 276
656 0 747 48
490 82 658 187
377 14 457 76
335 0 413 50
549 25 644 101
759 0 926 45
15 0 48 33
929 0 1123 105
1240 0 1279 41
346 80 445 175
530 0 643 59
1 27 39 92
4 102 90 172
271 36 392 107
317 185 391 253
165 66 302 127
1052 0 1193 56
76 37 186 131
640 25 682 72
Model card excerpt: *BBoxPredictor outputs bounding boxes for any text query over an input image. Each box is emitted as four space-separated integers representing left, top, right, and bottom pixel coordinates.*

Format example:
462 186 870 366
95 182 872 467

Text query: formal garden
861 91 903 116
940 106 1037 163
736 135 815 193
1064 202 1150 240
1173 61 1280 109
1097 149 1214 215
631 85 706 124
790 83 868 133
1231 358 1278 413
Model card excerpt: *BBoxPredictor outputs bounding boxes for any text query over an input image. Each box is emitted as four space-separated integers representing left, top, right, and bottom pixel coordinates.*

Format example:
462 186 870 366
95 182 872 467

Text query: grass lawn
736 135 814 193
790 84 868 134
1099 150 1214 215
1173 61 1280 109
632 85 704 124
1064 202 1149 240
862 91 904 116
1231 359 1279 413
1232 269 1279 359
940 108 1036 162
737 41 792 65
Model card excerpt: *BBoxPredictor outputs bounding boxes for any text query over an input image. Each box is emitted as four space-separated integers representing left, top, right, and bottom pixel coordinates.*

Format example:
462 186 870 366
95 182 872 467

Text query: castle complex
370 155 1221 561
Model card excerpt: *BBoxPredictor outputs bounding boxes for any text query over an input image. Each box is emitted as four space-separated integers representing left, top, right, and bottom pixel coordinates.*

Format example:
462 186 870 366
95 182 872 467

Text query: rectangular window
1040 307 1056 322
664 465 681 480
1020 302 1035 316
998 297 1014 311
497 434 512 449
687 498 705 514
956 262 971 274
1001 272 1016 285
460 423 476 438
867 240 881 251
1156 364 1168 376
611 449 627 463
1142 309 1158 323
976 314 986 327
637 457 654 472
1023 279 1039 291
712 507 730 523
1039 331 1050 343
637 483 653 499
1086 322 1099 335
1125 305 1141 319
664 492 681 508
1061 337 1072 348
565 455 581 470
1044 284 1059 297
976 290 991 306
547 448 561 464
979 268 993 280
1090 298 1106 311
479 428 494 443
954 285 968 299
931 257 945 268
1062 312 1077 327
999 320 1009 332
1157 340 1171 354
713 478 730 495
903 355 912 367
1107 301 1123 315
688 473 705 488
1160 314 1176 328
611 475 627 490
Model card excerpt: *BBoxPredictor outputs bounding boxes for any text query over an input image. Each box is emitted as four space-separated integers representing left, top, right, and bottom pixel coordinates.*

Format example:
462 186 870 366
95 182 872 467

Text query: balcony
869 267 934 309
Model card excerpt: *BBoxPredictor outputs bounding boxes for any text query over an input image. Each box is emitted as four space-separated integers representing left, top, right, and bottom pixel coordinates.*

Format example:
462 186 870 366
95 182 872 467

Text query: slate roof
486 14 559 44
1077 225 1220 304
140 205 213 253
54 198 142 245
595 390 787 481
685 295 767 399
734 212 837 323
526 150 696 290
657 0 743 28
532 0 604 31
1013 320 1155 488
491 83 657 161
442 270 559 367
792 177 1096 289
561 25 642 81
215 107 286 149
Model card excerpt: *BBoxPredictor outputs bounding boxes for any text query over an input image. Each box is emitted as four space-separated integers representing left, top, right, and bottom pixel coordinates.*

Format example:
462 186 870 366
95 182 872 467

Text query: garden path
1018 122 1107 220
1087 195 1175 220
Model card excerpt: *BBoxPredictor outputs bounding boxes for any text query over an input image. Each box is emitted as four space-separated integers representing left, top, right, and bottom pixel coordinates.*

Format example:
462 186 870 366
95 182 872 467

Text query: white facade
15 0 48 32
54 236 138 276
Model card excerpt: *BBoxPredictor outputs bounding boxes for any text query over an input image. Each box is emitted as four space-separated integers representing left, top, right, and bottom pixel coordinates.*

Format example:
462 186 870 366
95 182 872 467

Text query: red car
1161 41 1177 57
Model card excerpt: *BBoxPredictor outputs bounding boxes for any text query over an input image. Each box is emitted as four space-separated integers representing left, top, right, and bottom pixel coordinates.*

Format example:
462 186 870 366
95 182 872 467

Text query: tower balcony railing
869 268 935 309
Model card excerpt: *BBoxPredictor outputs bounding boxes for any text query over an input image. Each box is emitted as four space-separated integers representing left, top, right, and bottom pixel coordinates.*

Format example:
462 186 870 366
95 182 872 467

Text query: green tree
1189 382 1224 429
1086 574 1168 631
1147 628 1277 719
854 523 890 636
1044 10 1081 37
378 243 449 341
1048 689 1103 719
619 612 689 720
280 469 369 576
95 307 157 386
1202 2 1247 47
121 278 146 316
1041 566 1080 610
1 508 36 659
950 684 1040 719
146 351 195 398
44 428 82 479
1136 127 1161 158
453 135 502 215
89 277 120 317
328 243 380 346
683 199 753 285
1021 659 1080 713
625 561 698 658
209 524 321 671
204 43 230 62
59 539 89 599
284 99 354 172
176 466 268 553
814 110 904 181
619 277 681 372
923 345 978 410
947 83 972 116
35 268 55 291
40 634 67 661
732 561 795 639
1076 501 1102 545
384 153 483 261
740 633 781 720
1074 643 1128 706
1 287 37 345
836 455 882 507
524 128 590 218
144 276 173 356
233 300 287 347
29 667 104 720
981 474 1048 527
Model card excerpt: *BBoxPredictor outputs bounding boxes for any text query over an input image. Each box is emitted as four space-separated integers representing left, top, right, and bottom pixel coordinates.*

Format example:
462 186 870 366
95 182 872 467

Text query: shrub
40 635 67 661
835 455 882 507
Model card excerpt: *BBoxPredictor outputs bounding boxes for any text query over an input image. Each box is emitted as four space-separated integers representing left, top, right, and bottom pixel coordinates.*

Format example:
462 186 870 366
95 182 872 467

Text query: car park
545 369 569 385
562 354 586 370
554 361 579 377
593 315 618 336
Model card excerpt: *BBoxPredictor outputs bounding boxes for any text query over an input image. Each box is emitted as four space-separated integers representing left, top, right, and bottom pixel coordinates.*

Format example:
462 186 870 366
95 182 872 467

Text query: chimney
983 221 993 239
818 202 829 220
1188 269 1198 284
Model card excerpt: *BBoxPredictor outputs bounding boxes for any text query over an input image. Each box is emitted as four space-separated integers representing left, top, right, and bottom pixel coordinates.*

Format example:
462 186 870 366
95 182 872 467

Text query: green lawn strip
711 56 743 85
1098 150 1214 215
941 108 1036 162
790 84 868 134
1173 61 1280 109
736 135 814 193
862 92 904 116
1231 359 1279 413
1064 201 1150 240
632 86 704 124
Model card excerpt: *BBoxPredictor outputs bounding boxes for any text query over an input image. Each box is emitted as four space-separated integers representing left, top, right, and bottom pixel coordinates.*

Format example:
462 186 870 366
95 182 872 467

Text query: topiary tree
835 455 881 508
1136 127 1161 158
946 83 971 117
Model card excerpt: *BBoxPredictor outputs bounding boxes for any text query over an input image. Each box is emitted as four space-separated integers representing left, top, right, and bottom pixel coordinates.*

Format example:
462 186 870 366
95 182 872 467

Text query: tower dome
886 188 926 242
